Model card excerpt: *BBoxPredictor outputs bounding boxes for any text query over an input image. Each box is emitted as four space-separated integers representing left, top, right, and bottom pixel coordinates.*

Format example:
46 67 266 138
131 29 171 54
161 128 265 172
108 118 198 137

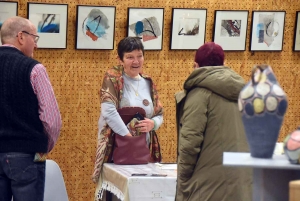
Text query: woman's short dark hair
194 42 224 67
117 37 144 60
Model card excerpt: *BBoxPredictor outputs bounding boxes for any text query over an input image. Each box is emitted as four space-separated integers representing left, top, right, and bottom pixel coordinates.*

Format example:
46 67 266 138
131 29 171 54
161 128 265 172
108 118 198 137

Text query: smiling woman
120 50 144 78
91 37 164 201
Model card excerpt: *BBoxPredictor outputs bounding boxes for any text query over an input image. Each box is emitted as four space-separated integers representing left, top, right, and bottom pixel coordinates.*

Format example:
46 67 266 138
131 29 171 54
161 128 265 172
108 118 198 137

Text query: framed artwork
27 3 68 49
127 8 164 50
250 11 286 51
0 1 18 45
170 8 207 50
76 5 116 50
293 11 300 51
213 10 248 51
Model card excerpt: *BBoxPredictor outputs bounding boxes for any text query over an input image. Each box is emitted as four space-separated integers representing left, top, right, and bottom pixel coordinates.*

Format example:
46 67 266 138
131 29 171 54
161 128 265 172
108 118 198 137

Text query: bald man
0 16 62 201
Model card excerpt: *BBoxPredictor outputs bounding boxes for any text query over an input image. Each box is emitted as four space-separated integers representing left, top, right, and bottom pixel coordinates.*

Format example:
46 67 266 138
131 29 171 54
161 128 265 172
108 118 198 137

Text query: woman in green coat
175 42 252 201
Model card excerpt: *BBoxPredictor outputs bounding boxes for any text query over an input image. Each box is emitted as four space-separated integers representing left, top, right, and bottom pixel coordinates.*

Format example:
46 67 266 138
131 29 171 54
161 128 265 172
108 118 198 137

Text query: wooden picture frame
127 8 164 50
170 8 207 50
27 2 68 49
250 11 286 51
0 1 18 45
213 10 249 51
75 5 116 50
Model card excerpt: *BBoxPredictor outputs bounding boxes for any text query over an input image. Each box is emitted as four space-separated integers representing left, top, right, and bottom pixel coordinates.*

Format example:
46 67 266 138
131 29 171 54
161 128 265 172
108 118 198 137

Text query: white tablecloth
101 163 177 201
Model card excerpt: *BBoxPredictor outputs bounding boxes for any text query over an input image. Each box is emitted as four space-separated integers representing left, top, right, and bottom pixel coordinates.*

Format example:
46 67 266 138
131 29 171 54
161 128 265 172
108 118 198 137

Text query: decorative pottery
238 65 288 158
284 127 300 164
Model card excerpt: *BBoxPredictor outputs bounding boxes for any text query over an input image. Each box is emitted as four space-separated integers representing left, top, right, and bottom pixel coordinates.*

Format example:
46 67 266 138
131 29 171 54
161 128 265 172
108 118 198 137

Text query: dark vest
0 46 48 153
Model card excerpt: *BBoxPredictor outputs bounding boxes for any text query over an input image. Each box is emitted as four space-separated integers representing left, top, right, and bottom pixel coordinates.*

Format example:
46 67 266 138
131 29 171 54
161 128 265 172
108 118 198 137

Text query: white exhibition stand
223 152 300 201
102 163 177 201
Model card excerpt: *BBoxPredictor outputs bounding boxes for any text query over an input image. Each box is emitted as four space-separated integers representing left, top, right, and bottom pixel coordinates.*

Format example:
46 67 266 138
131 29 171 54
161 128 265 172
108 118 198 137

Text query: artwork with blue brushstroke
256 23 264 43
0 12 15 45
37 14 60 33
256 13 279 47
0 12 10 31
82 9 110 41
129 16 161 42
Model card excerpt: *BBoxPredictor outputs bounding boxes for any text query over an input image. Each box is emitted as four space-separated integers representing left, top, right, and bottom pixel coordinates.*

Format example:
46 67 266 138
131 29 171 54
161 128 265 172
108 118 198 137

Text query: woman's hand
135 118 155 132
125 133 132 137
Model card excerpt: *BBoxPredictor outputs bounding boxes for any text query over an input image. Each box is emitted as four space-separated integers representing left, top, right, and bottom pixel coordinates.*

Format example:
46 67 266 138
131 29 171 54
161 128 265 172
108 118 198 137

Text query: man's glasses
19 31 40 43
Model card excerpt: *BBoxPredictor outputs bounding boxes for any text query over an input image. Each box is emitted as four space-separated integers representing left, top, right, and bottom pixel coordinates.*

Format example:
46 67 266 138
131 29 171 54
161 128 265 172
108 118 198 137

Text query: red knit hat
194 42 224 67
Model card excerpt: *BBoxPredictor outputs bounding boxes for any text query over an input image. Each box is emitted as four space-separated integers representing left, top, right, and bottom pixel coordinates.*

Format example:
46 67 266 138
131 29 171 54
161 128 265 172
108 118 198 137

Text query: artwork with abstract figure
27 3 68 49
37 14 60 33
220 20 241 37
129 16 161 42
170 8 206 50
213 10 248 51
0 2 18 45
177 18 199 36
293 11 300 51
256 13 279 46
250 11 285 51
82 9 110 41
76 6 115 50
0 12 10 30
238 65 288 158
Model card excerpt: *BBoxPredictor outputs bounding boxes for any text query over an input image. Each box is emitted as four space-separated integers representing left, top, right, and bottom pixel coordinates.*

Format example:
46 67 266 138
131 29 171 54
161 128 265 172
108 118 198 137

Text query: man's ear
193 62 199 69
17 32 25 45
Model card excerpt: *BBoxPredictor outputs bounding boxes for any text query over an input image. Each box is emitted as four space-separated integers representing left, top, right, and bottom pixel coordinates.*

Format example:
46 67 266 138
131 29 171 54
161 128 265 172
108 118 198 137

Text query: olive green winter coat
175 66 252 201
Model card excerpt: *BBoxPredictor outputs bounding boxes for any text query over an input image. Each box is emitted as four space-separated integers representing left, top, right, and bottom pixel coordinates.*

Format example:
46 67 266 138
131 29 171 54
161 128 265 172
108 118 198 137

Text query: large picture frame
0 1 18 45
127 8 164 50
293 11 300 51
170 8 207 50
76 5 116 50
213 10 248 51
250 11 286 51
27 2 68 49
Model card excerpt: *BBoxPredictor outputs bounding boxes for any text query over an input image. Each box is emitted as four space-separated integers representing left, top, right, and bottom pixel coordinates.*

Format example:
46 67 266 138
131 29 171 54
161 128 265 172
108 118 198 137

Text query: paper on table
155 163 177 170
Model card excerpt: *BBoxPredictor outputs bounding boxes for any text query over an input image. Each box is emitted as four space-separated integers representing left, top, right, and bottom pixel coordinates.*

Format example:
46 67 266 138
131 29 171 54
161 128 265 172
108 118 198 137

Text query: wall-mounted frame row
1 1 300 52
177 9 286 51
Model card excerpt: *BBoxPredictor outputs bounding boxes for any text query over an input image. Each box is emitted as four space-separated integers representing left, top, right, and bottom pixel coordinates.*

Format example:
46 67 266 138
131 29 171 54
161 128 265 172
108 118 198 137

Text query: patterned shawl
92 65 163 183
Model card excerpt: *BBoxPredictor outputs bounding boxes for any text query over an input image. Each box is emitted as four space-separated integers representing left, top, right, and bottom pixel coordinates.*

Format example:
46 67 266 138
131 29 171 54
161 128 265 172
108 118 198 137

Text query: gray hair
1 16 31 44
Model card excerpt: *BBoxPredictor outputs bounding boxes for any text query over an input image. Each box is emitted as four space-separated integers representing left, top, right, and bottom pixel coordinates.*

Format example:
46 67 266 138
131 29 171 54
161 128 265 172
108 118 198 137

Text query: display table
223 152 300 201
101 163 177 201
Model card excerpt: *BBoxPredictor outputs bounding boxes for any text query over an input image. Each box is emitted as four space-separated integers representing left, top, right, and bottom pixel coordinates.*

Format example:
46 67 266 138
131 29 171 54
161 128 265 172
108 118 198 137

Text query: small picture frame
250 11 286 51
170 8 207 50
127 8 164 50
293 11 300 51
76 5 116 50
27 2 68 49
0 1 18 45
213 10 249 51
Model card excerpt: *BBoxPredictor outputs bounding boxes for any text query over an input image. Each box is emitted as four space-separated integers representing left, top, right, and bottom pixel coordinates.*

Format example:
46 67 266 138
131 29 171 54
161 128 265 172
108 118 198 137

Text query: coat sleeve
177 88 210 183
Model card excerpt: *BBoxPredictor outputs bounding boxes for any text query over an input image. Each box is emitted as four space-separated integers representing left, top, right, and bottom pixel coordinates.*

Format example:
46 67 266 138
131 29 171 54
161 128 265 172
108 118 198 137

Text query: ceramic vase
238 65 288 158
284 127 300 164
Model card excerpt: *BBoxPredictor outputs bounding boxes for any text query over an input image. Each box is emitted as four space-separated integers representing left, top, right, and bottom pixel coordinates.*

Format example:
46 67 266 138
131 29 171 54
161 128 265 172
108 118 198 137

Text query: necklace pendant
136 92 138 96
143 99 149 106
